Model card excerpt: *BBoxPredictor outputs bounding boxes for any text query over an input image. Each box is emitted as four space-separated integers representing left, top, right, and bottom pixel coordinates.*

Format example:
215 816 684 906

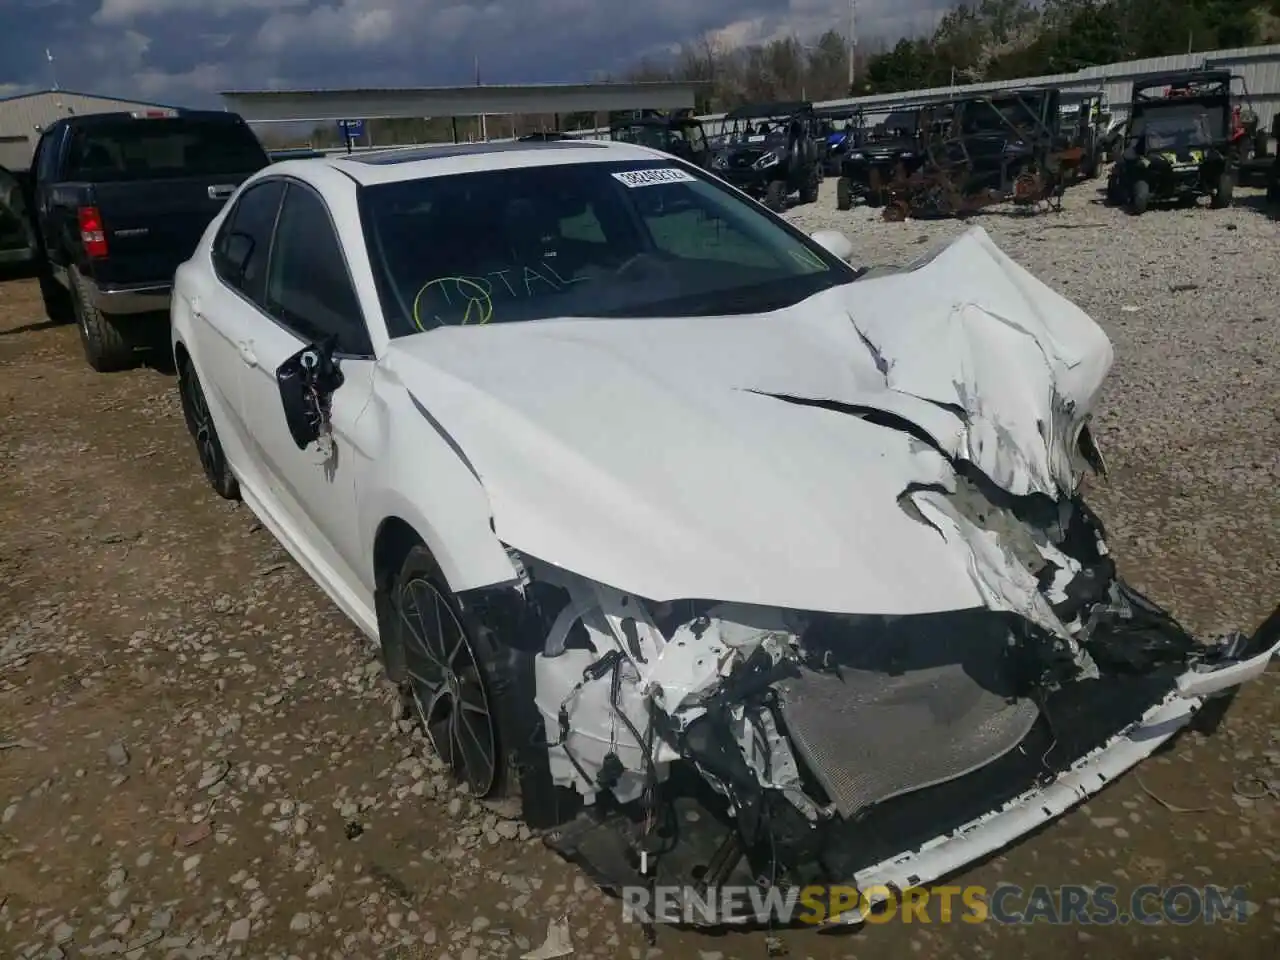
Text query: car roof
310 138 667 186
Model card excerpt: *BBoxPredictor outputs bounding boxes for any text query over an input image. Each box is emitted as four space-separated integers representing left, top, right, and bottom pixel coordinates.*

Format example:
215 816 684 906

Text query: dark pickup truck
25 108 269 370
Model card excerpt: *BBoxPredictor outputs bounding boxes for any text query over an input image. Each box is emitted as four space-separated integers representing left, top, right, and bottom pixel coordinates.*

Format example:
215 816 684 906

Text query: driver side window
213 179 284 306
264 183 372 357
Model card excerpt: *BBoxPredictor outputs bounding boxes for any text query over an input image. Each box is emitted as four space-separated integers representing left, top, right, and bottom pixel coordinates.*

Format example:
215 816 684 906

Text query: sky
1 1 956 108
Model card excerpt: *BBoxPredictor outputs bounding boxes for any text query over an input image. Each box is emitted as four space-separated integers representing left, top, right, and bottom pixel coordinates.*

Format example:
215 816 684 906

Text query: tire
70 268 134 371
764 179 787 211
1082 150 1099 180
177 355 239 500
866 188 884 209
798 167 819 204
38 269 75 325
1211 171 1233 208
393 546 529 801
1129 179 1150 215
836 177 853 211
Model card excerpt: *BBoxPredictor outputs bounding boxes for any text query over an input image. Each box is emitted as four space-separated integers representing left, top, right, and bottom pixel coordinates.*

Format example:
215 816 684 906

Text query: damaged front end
395 225 1278 928
454 476 1278 929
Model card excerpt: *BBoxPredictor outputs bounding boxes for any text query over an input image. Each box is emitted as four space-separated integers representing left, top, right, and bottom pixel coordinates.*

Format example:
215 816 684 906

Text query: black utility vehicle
608 109 712 169
835 106 927 210
710 101 822 211
1106 70 1236 214
21 108 269 370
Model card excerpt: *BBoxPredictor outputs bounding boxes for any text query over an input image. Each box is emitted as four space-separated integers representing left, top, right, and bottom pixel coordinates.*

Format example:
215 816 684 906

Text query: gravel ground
1 172 1278 960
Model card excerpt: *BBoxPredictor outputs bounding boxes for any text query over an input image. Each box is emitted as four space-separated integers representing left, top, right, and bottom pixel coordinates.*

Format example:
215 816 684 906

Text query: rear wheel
836 177 853 211
798 166 820 204
764 179 787 211
394 547 523 800
177 355 239 500
1129 179 1150 215
1211 171 1234 208
38 270 74 325
70 268 134 371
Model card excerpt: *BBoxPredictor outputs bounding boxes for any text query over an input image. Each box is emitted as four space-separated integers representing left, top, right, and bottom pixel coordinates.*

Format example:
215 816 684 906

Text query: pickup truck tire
38 271 75 325
70 268 134 372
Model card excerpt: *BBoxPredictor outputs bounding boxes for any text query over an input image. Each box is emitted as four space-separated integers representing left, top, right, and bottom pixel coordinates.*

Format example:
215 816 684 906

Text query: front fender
360 373 517 593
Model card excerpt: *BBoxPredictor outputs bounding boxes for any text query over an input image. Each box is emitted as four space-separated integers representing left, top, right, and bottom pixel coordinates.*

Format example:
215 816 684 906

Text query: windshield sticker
612 167 697 188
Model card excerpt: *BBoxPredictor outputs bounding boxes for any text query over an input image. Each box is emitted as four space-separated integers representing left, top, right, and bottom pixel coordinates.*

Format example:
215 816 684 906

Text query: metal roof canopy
220 82 707 123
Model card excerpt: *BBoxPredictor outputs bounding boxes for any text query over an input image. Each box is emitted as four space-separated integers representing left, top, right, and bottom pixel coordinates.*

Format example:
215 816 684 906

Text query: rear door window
65 117 268 181
213 179 285 306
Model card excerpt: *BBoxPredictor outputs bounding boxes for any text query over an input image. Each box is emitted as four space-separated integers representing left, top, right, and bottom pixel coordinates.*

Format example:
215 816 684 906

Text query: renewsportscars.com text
619 883 1254 926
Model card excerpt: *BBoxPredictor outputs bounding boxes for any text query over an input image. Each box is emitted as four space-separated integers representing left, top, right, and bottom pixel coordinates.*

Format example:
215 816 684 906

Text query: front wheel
394 547 528 800
764 179 787 211
38 270 75 324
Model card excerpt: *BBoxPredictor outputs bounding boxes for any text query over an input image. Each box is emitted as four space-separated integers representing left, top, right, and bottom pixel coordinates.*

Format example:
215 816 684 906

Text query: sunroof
346 140 605 165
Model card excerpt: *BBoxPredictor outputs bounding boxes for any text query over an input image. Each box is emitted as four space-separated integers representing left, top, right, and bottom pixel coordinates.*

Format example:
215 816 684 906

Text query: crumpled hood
382 226 1113 615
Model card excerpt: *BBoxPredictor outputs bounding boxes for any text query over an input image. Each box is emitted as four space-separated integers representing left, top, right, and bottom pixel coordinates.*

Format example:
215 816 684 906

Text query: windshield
612 124 668 150
360 159 852 335
65 117 268 181
881 112 918 136
1141 107 1220 149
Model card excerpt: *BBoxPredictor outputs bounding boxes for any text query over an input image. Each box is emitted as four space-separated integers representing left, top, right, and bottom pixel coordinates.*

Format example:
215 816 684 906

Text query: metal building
0 88 187 173
221 81 707 127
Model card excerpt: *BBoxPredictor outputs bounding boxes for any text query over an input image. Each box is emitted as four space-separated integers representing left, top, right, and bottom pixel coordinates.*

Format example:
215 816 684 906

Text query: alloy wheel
399 576 499 796
179 365 222 484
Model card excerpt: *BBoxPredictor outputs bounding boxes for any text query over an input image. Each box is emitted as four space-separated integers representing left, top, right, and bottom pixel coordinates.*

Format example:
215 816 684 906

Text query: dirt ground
1 186 1278 960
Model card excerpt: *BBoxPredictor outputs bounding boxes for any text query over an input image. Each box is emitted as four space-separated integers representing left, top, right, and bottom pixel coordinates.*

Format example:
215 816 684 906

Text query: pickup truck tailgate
89 176 250 285
62 112 268 286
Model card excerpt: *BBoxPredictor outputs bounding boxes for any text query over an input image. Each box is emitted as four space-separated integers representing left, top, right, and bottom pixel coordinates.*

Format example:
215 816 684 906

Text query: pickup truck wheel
38 271 75 325
71 269 135 372
177 356 239 500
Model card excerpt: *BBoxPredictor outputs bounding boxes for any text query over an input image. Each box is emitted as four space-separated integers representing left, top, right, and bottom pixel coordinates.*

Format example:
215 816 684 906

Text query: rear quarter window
64 118 269 182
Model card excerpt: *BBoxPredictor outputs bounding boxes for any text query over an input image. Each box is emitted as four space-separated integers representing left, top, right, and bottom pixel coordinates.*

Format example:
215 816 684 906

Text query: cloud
1 1 955 108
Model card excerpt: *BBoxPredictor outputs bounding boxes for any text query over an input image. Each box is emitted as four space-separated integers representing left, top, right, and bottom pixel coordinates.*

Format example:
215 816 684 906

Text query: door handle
237 340 258 367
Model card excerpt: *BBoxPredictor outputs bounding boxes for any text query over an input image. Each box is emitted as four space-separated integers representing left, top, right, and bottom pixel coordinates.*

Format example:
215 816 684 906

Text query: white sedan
171 139 1278 924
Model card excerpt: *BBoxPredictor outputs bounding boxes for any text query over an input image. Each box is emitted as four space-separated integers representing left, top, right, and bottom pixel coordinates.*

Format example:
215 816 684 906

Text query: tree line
625 0 1280 110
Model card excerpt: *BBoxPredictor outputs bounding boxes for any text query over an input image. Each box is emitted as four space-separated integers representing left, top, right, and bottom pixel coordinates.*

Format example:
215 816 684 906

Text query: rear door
62 114 269 286
190 177 287 472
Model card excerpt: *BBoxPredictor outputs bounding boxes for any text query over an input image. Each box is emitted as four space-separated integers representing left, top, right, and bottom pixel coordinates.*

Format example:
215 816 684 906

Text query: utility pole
46 48 59 92
475 54 488 142
847 0 857 92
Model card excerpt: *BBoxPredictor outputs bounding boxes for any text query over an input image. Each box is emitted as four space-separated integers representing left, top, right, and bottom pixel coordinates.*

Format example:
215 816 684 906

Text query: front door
236 179 375 603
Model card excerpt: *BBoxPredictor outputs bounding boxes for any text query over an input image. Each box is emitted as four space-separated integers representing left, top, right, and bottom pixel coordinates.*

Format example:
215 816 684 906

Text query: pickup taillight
78 206 108 258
